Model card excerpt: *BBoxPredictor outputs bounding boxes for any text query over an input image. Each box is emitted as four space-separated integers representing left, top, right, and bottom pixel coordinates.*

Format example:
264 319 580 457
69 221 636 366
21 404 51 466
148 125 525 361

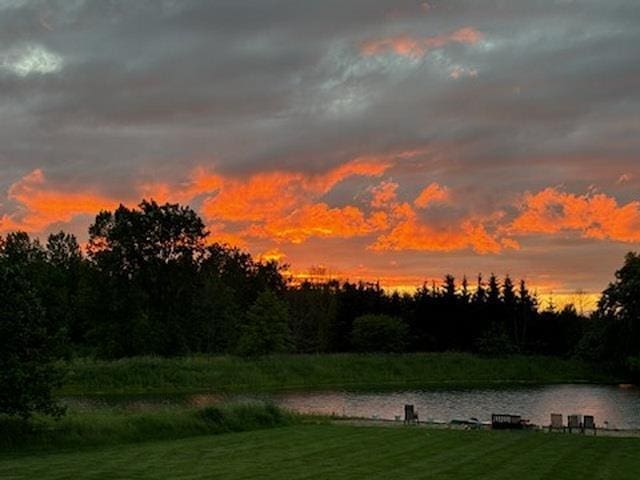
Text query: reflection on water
276 385 640 429
64 384 640 429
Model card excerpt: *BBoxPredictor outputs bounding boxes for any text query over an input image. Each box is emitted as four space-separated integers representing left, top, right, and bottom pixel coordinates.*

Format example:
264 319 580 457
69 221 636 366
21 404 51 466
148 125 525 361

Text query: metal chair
549 413 565 432
404 404 419 425
567 414 581 433
582 415 596 435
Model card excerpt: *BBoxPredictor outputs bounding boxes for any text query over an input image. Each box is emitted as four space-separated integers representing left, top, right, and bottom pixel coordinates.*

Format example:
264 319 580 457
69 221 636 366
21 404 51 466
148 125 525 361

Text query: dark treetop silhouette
1 200 639 418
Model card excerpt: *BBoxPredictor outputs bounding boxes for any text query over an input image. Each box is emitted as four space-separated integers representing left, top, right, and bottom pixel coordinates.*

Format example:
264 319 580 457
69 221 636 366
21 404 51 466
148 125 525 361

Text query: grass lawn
2 424 639 479
58 353 620 396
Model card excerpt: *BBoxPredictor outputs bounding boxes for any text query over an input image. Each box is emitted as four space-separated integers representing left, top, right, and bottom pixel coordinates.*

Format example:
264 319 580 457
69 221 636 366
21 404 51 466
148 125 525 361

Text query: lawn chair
404 404 419 425
582 415 596 435
549 413 565 432
567 414 581 433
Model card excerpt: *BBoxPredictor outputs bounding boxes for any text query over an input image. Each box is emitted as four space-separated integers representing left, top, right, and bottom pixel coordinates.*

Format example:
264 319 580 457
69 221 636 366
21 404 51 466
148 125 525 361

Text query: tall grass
0 402 295 451
58 353 617 396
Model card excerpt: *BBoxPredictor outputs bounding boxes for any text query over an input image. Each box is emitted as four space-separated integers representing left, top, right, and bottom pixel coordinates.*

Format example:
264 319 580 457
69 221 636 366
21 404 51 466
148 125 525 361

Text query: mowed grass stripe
2 425 640 480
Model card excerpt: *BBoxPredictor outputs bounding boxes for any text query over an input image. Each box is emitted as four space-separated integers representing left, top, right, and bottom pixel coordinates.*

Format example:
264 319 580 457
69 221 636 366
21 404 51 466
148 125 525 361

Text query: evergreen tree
473 274 487 304
460 276 471 304
236 290 293 356
517 280 536 348
487 274 501 306
502 275 517 344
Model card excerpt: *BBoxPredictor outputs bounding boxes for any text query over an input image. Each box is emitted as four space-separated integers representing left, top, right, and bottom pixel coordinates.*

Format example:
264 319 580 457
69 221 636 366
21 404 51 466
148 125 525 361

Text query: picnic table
491 414 525 430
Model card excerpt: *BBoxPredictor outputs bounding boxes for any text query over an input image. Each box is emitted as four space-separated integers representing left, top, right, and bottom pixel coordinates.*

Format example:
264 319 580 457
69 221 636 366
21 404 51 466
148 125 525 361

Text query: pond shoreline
60 383 640 430
332 417 640 438
58 379 631 398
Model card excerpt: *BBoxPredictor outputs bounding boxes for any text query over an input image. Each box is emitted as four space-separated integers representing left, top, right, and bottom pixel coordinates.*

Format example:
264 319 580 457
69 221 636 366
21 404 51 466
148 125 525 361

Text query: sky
1 0 639 308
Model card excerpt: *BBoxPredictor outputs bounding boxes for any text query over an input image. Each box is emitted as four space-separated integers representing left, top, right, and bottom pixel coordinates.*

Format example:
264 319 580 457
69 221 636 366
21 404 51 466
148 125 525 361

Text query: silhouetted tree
2 200 627 363
42 232 91 352
87 200 208 356
502 275 517 344
578 252 640 365
286 282 337 353
473 274 487 304
516 280 536 348
0 238 65 419
236 290 293 356
409 283 437 351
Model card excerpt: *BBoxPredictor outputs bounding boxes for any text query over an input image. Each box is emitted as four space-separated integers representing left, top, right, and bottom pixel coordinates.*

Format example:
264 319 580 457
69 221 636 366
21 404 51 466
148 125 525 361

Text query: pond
64 384 640 430
275 384 640 429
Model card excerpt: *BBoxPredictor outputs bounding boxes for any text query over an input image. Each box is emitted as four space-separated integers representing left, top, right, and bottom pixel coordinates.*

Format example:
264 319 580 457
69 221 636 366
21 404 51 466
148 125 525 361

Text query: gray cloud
1 0 639 294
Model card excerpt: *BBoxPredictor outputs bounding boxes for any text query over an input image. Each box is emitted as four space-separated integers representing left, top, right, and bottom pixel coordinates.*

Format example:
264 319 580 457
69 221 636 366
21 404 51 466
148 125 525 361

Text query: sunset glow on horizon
1 0 638 308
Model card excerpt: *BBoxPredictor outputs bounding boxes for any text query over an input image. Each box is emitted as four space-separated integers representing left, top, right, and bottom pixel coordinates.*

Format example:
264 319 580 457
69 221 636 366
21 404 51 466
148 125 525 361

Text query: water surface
275 384 640 429
64 384 640 429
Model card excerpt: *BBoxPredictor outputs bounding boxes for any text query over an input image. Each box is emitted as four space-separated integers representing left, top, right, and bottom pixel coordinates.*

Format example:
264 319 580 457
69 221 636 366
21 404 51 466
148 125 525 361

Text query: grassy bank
0 403 295 451
3 424 639 479
59 353 619 396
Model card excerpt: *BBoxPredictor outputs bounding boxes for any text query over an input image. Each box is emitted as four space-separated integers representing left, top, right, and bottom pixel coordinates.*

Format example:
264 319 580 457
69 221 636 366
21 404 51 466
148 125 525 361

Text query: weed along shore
57 353 620 396
0 403 297 452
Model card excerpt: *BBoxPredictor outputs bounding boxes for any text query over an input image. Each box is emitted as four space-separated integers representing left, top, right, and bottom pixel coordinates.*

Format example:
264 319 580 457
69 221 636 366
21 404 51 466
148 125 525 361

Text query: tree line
2 200 640 417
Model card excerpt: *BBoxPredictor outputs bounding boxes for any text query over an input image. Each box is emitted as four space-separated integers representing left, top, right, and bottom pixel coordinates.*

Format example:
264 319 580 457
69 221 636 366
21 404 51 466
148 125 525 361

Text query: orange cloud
0 152 400 244
199 156 393 224
414 182 450 208
510 187 640 242
370 181 399 209
0 169 122 233
201 171 306 223
206 222 249 248
366 181 505 254
13 164 637 267
259 248 286 263
253 203 383 244
370 202 511 254
361 27 484 58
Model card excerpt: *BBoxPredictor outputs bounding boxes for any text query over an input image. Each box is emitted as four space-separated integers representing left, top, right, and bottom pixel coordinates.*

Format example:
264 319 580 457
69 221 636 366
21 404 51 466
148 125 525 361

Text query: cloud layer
1 0 639 298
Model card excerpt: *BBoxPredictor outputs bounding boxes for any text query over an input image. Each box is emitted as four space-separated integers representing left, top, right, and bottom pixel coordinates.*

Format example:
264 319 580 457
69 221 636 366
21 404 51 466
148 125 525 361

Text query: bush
351 314 408 353
199 402 290 431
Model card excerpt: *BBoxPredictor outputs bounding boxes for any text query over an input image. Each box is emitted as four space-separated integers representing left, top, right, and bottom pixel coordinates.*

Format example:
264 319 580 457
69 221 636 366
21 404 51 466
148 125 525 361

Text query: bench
491 414 523 430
